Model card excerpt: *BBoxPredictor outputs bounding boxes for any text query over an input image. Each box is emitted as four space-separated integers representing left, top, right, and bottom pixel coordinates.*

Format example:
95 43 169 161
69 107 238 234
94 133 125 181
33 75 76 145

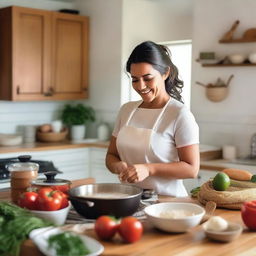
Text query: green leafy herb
61 104 95 126
48 232 90 256
190 187 200 198
0 201 52 256
0 201 30 220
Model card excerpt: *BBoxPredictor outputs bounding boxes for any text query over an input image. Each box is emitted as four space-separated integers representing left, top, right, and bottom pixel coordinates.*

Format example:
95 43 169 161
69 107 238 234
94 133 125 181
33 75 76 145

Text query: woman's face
130 62 169 106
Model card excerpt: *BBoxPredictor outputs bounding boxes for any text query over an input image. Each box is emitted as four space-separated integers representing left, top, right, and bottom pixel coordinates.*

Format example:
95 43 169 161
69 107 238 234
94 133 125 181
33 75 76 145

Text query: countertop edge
0 141 109 154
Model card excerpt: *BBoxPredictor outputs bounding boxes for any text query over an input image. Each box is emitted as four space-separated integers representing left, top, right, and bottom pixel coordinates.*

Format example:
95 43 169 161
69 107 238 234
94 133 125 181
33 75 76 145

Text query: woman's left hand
119 164 150 183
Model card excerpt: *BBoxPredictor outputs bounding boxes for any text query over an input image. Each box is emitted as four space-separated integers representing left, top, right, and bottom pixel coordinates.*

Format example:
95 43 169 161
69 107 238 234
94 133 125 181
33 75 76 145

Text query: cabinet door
51 12 89 100
12 6 51 101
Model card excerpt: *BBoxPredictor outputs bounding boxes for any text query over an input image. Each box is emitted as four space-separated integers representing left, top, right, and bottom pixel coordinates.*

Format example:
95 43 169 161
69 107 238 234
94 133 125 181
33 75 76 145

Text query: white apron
116 99 188 197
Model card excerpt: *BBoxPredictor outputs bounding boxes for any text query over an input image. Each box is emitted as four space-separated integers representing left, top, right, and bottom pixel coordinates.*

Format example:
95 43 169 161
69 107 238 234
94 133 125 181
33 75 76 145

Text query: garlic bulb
203 216 228 232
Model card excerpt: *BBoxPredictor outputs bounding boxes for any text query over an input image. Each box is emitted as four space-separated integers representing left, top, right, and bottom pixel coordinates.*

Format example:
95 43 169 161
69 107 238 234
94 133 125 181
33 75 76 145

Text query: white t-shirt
113 98 199 164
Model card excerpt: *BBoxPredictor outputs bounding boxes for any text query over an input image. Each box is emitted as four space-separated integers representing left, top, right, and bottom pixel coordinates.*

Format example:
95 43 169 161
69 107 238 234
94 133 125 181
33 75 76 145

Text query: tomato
18 191 38 210
241 200 256 230
118 216 143 243
50 184 70 194
53 190 69 209
36 188 62 211
95 216 118 240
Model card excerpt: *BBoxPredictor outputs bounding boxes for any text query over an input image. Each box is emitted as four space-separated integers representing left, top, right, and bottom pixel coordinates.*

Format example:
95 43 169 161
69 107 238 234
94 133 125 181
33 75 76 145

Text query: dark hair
126 41 184 103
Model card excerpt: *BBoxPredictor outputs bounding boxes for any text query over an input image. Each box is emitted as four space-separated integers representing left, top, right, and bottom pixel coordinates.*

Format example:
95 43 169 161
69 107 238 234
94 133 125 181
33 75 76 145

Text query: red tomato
241 200 256 230
50 184 69 194
36 187 62 211
118 216 143 243
18 191 38 210
94 216 118 240
53 190 69 209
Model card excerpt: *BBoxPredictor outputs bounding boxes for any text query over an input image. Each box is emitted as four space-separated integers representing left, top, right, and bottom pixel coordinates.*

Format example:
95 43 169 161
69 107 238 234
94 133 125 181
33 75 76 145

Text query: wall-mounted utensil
196 75 234 102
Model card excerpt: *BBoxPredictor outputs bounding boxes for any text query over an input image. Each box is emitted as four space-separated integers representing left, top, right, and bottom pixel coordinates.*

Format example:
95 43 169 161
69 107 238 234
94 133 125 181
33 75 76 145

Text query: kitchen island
0 179 255 256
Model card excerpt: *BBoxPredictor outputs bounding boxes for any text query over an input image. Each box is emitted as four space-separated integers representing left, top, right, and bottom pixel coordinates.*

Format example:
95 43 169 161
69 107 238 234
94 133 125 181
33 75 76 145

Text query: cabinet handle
16 86 20 94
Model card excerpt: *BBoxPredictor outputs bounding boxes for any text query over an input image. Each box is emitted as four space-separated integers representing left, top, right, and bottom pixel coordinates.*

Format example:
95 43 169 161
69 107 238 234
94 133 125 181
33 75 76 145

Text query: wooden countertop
0 140 109 154
0 179 253 256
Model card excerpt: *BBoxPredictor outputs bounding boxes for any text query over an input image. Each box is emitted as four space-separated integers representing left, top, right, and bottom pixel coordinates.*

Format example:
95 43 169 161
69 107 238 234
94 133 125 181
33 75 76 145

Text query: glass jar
8 155 39 204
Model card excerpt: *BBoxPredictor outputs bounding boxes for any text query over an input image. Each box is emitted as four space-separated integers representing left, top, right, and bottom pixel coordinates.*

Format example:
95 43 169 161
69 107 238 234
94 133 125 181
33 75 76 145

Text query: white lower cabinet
89 148 119 183
0 147 120 187
0 148 90 183
183 169 218 194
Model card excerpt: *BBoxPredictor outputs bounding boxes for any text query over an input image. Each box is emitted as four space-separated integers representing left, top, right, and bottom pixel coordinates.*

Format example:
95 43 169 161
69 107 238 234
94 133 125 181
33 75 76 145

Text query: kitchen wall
76 0 193 135
191 0 256 157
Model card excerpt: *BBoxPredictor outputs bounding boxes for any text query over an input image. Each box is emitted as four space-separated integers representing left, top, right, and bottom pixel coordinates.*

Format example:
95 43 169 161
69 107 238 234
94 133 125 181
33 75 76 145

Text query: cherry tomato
94 216 118 240
18 191 38 210
118 216 143 243
36 187 62 211
241 200 256 230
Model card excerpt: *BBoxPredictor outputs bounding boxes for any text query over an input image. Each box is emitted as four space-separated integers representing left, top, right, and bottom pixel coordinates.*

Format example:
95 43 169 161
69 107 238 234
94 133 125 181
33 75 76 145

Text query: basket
206 87 228 102
198 181 256 210
36 128 68 142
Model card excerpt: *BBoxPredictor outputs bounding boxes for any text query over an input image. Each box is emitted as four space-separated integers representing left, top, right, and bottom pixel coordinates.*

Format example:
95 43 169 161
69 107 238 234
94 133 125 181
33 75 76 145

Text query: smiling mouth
140 89 151 95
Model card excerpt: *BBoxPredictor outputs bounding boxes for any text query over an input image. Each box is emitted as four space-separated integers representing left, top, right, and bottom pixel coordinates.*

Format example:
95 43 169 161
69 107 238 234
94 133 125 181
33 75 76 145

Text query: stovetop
0 157 60 180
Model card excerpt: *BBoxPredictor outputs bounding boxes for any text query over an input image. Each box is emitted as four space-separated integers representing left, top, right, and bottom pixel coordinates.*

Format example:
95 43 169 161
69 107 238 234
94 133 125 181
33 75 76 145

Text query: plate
29 226 104 256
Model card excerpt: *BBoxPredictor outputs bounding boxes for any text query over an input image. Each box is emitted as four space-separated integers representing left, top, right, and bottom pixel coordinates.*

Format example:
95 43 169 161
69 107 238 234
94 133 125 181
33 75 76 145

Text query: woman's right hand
111 161 128 174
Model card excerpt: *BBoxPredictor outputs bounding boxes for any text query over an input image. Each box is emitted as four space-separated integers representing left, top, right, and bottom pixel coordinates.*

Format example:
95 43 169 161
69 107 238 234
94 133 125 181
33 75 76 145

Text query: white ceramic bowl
144 202 205 233
228 54 246 64
0 134 22 146
203 222 243 242
30 202 71 225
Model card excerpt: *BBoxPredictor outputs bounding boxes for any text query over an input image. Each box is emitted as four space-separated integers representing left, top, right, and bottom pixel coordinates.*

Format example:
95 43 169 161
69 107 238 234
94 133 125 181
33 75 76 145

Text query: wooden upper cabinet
52 12 89 100
0 6 89 101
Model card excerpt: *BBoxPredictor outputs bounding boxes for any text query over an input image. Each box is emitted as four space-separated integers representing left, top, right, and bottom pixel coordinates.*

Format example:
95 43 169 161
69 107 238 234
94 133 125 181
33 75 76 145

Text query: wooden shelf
219 38 256 43
202 63 256 67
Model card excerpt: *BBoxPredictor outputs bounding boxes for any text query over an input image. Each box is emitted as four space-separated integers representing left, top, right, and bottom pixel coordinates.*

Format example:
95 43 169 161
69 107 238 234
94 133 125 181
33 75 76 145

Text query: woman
106 41 199 197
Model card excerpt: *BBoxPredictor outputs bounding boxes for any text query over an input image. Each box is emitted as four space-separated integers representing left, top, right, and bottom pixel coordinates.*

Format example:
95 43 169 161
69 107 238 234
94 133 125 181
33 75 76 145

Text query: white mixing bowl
144 202 205 233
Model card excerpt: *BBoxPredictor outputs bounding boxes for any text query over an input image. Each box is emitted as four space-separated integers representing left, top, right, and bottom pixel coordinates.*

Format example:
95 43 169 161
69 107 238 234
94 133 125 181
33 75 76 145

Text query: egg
203 216 228 232
39 124 52 133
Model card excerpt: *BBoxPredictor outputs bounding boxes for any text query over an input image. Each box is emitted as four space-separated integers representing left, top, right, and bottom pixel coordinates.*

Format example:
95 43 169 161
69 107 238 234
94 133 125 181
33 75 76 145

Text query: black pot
68 183 143 219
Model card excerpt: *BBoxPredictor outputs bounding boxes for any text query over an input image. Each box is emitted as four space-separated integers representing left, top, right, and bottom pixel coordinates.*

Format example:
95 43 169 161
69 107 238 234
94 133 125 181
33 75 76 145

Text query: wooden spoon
201 201 217 224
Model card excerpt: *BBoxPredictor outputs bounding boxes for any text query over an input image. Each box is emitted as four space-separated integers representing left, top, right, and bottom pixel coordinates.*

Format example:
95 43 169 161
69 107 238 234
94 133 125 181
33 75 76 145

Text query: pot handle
70 196 94 207
85 200 94 207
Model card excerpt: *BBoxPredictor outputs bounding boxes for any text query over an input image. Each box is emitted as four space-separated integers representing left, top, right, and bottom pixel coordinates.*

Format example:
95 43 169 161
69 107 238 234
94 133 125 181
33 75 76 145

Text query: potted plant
61 103 95 141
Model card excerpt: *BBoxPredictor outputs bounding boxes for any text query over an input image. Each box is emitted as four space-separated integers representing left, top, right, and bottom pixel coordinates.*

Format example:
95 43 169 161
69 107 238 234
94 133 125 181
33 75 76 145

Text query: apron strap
152 97 172 131
126 100 143 125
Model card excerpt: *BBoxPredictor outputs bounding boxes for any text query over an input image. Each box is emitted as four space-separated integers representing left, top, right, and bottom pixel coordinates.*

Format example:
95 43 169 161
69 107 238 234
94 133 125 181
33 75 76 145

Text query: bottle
8 155 39 204
97 123 109 141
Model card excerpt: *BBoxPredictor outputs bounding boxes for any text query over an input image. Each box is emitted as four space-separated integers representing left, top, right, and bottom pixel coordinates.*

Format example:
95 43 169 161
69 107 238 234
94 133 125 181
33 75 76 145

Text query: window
128 40 192 108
